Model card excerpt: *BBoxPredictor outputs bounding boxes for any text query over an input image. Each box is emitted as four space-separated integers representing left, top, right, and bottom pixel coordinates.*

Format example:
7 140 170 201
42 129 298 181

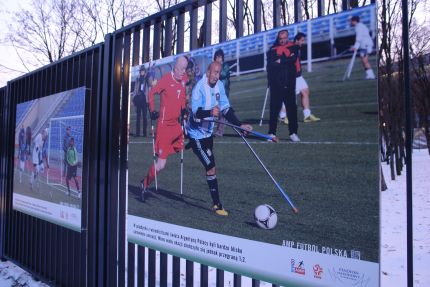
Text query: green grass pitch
128 56 379 262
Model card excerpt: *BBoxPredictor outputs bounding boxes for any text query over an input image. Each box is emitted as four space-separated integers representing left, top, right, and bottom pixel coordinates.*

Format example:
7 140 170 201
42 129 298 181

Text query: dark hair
294 32 306 42
70 137 75 143
351 15 360 22
139 65 146 72
186 57 195 70
273 30 289 46
213 49 225 61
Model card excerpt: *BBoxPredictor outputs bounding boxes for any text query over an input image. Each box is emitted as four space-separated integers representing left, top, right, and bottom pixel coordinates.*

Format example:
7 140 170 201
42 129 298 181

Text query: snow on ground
1 149 429 287
380 148 430 287
0 261 49 287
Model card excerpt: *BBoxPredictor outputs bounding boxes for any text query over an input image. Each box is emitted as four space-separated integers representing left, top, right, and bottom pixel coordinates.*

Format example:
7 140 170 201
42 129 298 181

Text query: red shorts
155 123 184 159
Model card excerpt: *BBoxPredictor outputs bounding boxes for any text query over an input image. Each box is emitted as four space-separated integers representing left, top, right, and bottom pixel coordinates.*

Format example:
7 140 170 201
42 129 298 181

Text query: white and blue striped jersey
186 75 230 139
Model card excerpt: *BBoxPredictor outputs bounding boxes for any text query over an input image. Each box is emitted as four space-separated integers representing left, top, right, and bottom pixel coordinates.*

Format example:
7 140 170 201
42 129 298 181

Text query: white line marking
130 141 377 145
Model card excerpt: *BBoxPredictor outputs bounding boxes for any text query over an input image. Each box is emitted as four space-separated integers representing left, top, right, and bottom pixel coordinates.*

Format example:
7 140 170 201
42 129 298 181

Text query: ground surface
128 56 380 262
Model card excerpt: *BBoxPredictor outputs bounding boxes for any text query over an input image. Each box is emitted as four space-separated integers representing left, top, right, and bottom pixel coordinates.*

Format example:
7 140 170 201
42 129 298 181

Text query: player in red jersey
140 56 189 200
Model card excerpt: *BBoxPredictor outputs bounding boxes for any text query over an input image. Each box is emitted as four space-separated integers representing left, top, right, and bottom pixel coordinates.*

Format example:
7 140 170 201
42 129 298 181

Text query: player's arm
191 85 213 119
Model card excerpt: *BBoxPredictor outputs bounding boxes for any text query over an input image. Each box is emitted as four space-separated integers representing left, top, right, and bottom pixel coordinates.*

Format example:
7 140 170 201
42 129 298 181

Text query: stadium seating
46 90 85 155
15 100 34 127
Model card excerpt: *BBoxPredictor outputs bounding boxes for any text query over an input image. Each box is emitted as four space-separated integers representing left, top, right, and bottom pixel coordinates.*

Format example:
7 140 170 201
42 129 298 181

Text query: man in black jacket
266 30 300 142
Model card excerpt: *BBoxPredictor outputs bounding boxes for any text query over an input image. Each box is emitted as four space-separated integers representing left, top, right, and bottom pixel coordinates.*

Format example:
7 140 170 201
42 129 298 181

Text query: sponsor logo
290 259 305 275
329 267 371 287
351 249 361 260
313 264 323 279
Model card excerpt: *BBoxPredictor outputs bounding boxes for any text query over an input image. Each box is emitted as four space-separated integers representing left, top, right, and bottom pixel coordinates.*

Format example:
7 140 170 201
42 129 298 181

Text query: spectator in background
25 126 32 155
18 126 26 183
213 49 231 137
42 128 49 169
133 66 149 137
185 57 197 107
350 15 375 80
63 126 71 177
279 32 320 124
266 30 300 142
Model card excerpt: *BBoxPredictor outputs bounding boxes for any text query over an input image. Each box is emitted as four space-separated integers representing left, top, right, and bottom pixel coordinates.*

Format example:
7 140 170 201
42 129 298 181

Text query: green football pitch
128 56 379 262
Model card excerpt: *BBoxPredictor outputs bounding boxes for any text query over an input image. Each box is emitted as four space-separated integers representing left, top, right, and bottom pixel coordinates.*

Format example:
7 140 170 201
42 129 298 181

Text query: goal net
47 115 84 195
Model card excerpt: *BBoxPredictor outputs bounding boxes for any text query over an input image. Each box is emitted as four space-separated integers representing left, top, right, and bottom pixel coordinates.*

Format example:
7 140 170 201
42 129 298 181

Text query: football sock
206 175 221 206
145 165 156 187
303 109 311 118
74 178 80 192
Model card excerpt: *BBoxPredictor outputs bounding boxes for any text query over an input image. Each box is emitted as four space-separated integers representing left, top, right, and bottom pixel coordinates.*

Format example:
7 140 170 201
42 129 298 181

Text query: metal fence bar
236 0 244 38
172 256 180 287
137 246 146 287
216 269 224 287
189 5 198 50
254 0 261 33
273 0 281 27
165 17 173 57
148 249 156 287
233 274 241 287
185 259 194 287
200 264 208 287
128 243 135 287
160 252 168 287
204 1 212 46
176 12 185 54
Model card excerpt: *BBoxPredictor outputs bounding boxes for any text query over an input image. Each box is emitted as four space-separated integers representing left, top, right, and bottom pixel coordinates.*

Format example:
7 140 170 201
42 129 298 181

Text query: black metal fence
0 0 374 286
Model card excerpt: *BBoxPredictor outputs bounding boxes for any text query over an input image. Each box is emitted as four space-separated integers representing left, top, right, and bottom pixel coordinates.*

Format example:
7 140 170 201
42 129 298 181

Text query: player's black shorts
67 165 77 179
189 136 215 171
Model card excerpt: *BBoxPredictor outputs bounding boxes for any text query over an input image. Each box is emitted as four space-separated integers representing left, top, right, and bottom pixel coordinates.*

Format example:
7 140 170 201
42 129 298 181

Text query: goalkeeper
66 137 80 198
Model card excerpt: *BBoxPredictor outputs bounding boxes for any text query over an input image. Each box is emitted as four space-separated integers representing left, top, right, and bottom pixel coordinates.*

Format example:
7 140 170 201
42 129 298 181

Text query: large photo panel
13 87 86 232
128 5 378 286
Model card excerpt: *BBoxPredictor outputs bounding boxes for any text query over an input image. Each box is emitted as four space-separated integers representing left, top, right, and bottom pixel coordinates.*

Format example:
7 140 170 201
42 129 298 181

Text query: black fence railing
0 1 376 286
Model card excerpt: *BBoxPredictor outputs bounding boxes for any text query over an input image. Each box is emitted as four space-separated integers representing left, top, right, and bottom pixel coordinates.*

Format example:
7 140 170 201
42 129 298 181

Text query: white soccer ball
254 204 278 229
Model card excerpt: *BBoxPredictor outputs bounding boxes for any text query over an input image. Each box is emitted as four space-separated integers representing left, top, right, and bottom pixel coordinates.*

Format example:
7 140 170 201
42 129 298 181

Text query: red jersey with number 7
148 72 188 125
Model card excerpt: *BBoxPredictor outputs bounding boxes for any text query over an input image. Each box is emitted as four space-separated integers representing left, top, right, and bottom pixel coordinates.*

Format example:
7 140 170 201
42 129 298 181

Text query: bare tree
378 0 429 180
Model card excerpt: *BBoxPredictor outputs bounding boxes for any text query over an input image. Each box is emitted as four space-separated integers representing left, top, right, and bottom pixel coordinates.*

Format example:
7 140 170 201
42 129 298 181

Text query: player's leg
300 87 320 123
66 177 71 196
142 102 148 137
63 152 67 177
278 103 288 125
72 165 80 197
142 158 166 189
284 86 300 141
268 86 283 141
19 152 25 183
360 49 375 79
191 137 228 216
136 105 142 137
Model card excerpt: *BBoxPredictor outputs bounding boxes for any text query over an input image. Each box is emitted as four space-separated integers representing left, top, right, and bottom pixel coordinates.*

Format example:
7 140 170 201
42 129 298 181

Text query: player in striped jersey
186 61 252 216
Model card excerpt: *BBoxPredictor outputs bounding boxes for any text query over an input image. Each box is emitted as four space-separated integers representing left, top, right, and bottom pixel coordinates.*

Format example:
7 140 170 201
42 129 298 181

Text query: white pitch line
129 141 377 145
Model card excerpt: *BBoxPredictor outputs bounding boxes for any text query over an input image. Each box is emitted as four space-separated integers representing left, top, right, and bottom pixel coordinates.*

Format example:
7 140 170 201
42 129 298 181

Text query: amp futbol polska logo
290 259 305 275
313 264 323 279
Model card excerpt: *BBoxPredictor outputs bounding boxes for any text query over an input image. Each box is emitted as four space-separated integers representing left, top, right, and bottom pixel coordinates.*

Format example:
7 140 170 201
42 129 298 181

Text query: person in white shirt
350 15 375 80
30 129 48 190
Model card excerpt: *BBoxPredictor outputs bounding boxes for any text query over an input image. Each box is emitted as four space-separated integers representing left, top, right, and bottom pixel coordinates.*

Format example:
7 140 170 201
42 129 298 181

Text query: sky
0 0 428 87
0 0 30 87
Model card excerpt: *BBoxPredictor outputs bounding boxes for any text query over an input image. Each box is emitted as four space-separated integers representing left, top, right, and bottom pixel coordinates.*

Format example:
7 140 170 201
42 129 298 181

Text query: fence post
307 20 312 72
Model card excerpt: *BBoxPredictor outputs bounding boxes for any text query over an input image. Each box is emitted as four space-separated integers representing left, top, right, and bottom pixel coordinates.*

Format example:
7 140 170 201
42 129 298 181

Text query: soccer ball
254 204 278 230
